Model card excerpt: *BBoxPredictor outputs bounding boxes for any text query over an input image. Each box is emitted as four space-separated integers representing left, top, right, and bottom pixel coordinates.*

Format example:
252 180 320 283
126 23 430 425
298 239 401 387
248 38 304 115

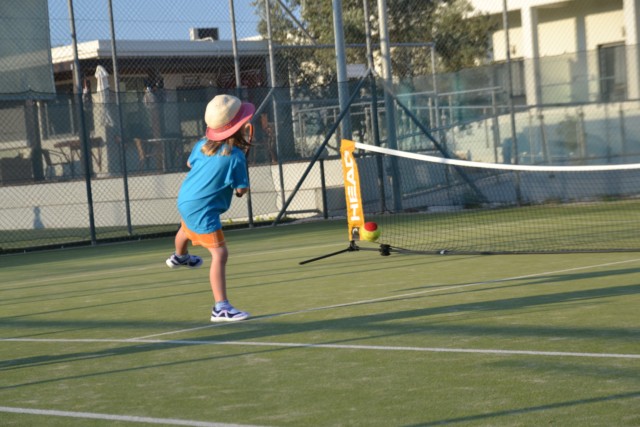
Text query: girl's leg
174 226 189 256
207 245 229 303
207 242 248 321
166 224 202 269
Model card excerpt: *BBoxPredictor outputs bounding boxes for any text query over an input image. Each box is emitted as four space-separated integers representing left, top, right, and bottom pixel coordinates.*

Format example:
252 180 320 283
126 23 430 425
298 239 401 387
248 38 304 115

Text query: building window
493 58 525 104
598 43 626 102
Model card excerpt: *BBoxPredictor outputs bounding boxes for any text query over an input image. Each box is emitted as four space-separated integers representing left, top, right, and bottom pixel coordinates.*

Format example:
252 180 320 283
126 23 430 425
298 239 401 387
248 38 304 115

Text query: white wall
0 160 346 231
481 0 625 60
470 0 597 15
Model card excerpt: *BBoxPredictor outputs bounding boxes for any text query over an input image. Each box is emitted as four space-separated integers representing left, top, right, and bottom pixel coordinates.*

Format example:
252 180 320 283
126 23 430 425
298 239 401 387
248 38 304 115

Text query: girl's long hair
201 127 251 156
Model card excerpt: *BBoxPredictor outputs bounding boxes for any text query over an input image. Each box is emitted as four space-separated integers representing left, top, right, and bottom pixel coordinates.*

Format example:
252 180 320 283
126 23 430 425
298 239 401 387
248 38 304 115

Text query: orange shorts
180 221 226 248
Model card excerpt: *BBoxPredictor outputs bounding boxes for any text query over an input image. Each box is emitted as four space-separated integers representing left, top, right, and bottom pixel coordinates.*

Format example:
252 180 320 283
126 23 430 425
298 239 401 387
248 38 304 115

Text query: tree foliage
251 0 498 87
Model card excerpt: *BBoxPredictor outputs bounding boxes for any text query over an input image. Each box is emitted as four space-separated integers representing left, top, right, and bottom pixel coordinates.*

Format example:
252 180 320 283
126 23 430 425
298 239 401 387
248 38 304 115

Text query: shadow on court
404 390 640 426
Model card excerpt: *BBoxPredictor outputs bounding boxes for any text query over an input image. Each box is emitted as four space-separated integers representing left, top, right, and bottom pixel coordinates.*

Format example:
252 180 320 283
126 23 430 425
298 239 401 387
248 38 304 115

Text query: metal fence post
67 0 96 245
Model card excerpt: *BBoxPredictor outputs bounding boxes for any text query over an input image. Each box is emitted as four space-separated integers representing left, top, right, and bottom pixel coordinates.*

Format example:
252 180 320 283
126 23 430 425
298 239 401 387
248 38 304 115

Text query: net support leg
299 240 359 265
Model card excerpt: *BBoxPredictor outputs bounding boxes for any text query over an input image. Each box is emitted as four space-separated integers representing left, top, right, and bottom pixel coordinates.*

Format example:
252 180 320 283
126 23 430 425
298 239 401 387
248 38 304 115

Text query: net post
299 140 367 266
341 139 366 241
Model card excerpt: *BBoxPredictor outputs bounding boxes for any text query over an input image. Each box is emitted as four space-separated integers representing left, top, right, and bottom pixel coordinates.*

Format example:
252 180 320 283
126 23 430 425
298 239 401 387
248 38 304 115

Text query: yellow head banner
340 139 365 241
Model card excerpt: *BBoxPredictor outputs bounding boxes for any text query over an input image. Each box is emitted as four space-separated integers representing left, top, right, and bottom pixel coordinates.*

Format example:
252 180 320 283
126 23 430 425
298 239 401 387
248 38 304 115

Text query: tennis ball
360 222 380 242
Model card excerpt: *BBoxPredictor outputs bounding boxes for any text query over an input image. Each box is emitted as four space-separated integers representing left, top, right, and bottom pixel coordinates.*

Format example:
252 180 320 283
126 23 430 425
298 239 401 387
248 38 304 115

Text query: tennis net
346 140 640 254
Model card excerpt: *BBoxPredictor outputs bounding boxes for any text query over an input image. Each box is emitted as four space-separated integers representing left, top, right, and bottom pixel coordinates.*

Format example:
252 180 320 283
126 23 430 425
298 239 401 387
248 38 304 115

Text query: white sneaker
165 253 203 269
210 306 250 322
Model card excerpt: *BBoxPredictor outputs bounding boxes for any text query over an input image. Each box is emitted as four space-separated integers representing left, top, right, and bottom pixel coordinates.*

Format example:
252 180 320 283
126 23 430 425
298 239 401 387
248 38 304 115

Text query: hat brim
206 102 255 142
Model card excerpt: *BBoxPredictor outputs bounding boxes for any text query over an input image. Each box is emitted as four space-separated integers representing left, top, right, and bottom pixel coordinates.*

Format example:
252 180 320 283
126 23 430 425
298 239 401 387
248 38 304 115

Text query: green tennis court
2 220 639 426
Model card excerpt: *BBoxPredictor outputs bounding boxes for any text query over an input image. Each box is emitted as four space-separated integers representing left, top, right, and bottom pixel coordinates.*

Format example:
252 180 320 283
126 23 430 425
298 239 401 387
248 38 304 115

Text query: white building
469 0 638 104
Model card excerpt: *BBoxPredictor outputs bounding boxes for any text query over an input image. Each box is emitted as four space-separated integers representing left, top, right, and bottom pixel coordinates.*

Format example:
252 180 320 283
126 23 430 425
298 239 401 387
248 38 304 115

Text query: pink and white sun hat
204 94 255 142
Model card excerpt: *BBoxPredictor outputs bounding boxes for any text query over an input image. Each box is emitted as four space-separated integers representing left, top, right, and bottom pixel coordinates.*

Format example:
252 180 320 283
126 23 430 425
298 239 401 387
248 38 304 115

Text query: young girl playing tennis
166 94 254 322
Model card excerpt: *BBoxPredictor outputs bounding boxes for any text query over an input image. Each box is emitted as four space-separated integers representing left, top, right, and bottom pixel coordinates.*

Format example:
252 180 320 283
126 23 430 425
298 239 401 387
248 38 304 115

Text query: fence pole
502 0 522 203
377 0 402 211
265 0 286 208
67 0 96 245
363 0 386 212
229 0 254 228
333 0 352 139
108 0 132 236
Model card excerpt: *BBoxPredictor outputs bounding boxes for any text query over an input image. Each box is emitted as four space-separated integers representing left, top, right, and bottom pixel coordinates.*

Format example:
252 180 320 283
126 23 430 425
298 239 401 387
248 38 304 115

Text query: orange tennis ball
360 222 380 242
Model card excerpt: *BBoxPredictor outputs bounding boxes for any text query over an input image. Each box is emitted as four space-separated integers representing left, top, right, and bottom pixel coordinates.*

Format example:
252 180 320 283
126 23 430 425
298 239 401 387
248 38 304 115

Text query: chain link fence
1 0 637 253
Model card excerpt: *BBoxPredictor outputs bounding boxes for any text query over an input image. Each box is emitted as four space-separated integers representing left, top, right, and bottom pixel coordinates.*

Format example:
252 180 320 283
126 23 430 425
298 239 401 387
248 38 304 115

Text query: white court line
3 258 639 362
0 406 265 427
130 257 640 341
2 337 639 360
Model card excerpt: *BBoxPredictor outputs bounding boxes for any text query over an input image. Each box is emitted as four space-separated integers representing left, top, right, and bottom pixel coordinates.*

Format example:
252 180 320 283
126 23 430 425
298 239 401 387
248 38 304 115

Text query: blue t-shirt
177 138 249 233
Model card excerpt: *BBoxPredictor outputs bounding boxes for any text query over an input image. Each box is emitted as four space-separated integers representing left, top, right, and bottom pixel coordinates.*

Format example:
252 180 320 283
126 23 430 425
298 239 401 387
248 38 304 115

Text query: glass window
598 43 627 102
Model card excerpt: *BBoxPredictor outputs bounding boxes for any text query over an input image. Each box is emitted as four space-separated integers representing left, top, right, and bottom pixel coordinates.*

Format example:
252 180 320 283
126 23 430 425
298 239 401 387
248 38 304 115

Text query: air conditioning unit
189 28 219 41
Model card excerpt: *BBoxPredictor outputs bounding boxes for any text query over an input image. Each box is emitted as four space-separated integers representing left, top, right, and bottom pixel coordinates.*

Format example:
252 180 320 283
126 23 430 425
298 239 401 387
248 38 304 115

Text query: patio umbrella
94 65 114 127
95 65 110 93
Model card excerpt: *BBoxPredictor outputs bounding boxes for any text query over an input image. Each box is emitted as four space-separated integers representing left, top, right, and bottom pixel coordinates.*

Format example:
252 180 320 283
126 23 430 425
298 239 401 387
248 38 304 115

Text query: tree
431 0 499 71
251 0 498 87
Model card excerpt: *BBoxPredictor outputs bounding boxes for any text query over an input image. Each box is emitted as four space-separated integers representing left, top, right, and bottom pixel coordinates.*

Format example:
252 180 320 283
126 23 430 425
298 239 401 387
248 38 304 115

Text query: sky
47 0 263 47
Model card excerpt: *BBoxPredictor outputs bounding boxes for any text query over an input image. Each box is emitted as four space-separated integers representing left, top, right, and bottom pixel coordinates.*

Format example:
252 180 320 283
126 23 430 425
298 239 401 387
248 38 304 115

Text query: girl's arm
234 187 249 198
